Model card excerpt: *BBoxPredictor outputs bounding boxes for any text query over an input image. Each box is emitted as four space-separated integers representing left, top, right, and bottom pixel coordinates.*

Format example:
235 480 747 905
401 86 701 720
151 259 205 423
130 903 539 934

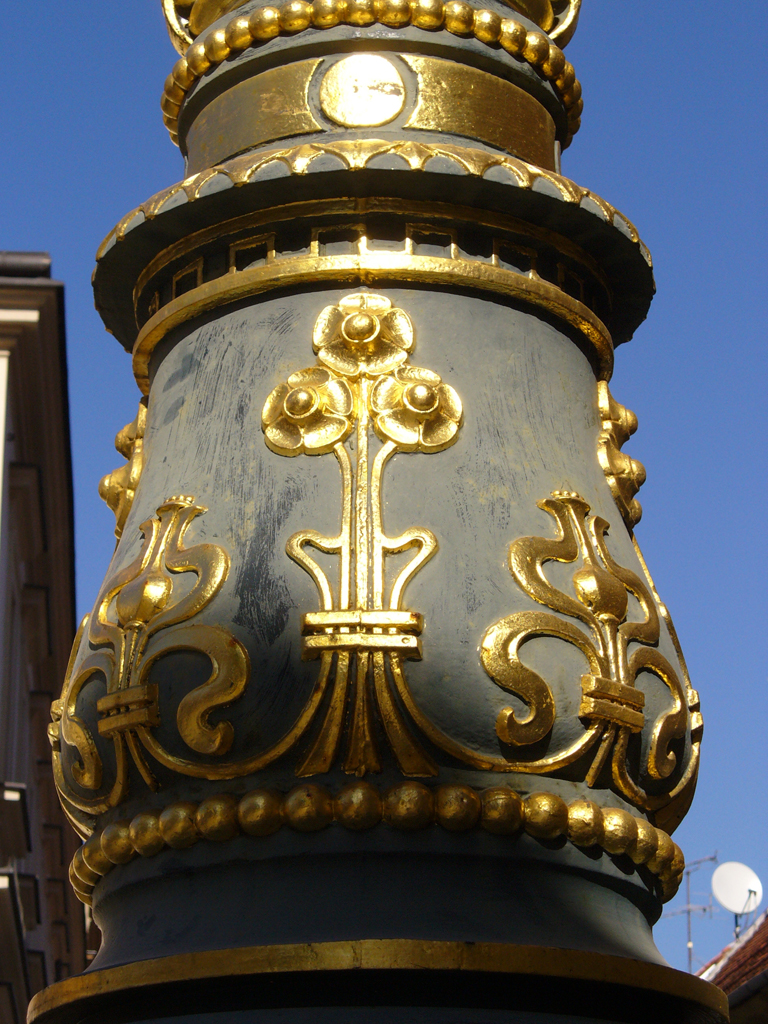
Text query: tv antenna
662 853 717 973
712 862 763 940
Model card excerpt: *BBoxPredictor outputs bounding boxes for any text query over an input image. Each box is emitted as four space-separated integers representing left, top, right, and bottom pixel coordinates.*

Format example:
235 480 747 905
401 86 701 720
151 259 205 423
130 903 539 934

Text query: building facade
701 912 768 1023
0 254 85 1024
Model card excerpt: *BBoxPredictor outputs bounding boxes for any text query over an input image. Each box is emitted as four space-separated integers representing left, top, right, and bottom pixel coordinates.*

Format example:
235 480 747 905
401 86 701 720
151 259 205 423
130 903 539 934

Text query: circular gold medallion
320 54 406 128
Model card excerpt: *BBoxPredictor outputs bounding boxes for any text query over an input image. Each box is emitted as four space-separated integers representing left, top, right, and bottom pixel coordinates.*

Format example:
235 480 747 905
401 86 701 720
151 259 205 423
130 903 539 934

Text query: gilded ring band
28 939 728 1024
132 249 614 393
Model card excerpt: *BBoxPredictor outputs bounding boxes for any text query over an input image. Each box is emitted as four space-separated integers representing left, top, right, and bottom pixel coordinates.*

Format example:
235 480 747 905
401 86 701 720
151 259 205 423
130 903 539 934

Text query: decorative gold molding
124 192 617 382
66 781 684 906
262 292 461 777
28 938 729 1023
185 59 324 173
161 0 583 147
401 54 557 169
130 218 615 393
480 491 699 814
183 54 558 174
99 140 646 262
133 198 611 313
163 0 582 48
597 381 646 530
98 398 148 540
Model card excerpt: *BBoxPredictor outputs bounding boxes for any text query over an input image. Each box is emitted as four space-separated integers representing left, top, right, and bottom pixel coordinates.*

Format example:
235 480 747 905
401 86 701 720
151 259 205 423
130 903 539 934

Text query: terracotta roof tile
699 911 768 995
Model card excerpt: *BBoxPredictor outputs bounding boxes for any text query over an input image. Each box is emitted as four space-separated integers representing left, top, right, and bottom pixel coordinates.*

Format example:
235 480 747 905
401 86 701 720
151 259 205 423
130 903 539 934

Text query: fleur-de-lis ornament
480 491 701 815
50 496 250 832
262 293 463 776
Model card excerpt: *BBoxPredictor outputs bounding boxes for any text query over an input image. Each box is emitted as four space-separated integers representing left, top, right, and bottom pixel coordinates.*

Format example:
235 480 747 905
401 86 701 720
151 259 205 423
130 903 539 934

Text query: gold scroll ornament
262 292 462 777
99 398 148 540
163 0 580 50
481 491 701 818
597 381 646 530
50 496 251 835
48 483 346 835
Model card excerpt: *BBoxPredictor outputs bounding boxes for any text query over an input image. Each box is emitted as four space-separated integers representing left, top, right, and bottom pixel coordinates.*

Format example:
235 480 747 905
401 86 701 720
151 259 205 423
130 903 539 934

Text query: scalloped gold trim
97 140 647 261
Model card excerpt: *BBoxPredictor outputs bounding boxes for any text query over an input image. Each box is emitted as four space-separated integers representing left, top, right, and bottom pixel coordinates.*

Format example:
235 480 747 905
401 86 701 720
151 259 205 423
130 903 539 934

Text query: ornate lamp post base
39 3 725 1022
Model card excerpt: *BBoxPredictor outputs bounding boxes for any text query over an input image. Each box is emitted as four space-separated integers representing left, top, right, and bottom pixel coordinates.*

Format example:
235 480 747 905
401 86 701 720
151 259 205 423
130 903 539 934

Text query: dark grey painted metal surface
76 290 686 816
62 289 683 980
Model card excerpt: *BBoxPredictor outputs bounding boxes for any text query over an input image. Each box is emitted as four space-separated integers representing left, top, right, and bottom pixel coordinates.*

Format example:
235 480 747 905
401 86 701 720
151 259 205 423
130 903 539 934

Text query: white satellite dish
712 862 763 916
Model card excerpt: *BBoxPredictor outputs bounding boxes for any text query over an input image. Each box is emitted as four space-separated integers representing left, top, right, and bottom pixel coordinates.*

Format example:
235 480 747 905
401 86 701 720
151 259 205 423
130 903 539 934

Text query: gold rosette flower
262 367 354 456
370 366 463 453
313 293 414 378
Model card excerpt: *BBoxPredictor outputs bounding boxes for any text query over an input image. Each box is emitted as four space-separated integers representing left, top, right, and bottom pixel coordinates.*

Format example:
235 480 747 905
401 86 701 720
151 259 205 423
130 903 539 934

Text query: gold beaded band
161 0 583 147
70 782 683 906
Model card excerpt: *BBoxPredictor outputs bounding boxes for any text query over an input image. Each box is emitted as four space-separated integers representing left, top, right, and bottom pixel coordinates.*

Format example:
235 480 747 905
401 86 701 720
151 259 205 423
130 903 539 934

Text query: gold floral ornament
261 293 464 778
262 367 354 456
313 293 413 378
371 367 462 453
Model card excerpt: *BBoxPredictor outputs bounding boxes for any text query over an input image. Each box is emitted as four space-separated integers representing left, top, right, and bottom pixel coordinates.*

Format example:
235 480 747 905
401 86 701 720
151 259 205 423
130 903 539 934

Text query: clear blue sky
1 0 765 974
